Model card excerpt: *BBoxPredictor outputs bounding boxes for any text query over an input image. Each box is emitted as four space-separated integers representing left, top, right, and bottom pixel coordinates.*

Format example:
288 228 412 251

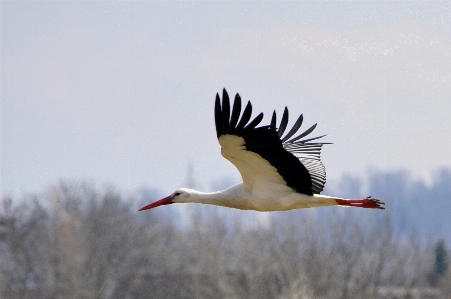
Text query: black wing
215 89 330 195
271 108 329 194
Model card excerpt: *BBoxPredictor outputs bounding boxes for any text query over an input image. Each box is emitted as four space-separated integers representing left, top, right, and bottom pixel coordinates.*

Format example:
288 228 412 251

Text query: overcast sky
2 1 451 197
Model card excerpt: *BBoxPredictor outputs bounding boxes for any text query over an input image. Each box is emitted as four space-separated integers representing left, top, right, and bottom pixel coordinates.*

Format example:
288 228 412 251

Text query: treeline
1 180 450 299
328 167 451 243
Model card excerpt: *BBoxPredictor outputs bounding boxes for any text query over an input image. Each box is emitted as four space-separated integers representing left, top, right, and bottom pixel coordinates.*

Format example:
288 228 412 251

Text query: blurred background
1 1 450 298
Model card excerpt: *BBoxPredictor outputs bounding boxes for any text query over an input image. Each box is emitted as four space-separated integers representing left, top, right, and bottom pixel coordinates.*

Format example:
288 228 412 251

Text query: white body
177 184 338 212
181 134 334 211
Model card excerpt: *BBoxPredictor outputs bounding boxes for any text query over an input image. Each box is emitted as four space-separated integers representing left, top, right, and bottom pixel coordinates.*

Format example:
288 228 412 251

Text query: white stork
139 89 385 212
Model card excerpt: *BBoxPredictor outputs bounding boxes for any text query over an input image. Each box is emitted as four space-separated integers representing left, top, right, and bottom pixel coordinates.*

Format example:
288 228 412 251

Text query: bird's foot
336 196 385 210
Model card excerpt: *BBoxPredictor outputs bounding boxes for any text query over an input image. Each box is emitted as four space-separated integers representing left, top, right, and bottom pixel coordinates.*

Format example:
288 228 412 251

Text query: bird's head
138 188 191 211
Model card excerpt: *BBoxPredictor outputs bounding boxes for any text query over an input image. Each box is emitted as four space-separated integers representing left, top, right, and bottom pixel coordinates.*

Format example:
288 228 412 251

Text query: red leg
335 196 385 210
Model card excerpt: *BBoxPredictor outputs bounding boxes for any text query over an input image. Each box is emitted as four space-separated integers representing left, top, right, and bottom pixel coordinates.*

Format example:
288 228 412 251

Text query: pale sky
1 1 451 197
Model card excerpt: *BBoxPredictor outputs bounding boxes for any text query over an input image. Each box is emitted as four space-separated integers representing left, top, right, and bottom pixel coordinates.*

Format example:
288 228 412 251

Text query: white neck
181 184 253 210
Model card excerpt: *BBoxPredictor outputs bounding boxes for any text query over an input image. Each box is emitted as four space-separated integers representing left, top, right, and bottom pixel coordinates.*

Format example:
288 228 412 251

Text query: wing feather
235 101 252 132
215 89 330 195
277 107 289 137
287 123 318 143
243 112 264 133
221 89 230 134
281 114 303 142
229 94 242 133
215 93 223 138
270 110 277 128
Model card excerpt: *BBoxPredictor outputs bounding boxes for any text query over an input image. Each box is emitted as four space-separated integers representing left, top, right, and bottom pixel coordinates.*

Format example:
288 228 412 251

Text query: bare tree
0 179 446 299
0 195 49 298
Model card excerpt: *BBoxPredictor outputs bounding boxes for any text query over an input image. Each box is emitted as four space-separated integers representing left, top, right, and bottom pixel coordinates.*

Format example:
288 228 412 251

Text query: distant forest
0 167 450 298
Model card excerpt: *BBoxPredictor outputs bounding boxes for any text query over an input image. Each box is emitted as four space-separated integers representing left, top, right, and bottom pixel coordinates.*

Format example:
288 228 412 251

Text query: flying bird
139 89 384 212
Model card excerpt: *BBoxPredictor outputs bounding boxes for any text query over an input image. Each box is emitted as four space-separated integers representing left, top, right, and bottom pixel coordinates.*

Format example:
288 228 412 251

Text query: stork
139 89 385 212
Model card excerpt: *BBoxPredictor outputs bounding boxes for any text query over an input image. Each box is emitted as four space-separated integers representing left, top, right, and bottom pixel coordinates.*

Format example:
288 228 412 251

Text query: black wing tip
215 89 259 138
222 88 229 99
215 93 223 138
243 112 264 132
216 90 331 145
272 106 330 145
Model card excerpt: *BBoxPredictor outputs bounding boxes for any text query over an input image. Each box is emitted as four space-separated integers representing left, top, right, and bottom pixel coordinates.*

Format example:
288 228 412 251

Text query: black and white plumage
139 89 385 212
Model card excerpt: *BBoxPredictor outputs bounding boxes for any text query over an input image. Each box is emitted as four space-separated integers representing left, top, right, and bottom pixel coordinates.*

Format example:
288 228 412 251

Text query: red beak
138 196 173 211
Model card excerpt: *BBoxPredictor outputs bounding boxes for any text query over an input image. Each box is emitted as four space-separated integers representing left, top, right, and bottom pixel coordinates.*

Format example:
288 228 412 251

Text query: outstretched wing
215 89 329 195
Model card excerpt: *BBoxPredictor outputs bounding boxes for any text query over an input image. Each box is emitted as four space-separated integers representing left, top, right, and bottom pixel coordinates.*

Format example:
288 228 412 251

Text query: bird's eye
173 192 181 197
